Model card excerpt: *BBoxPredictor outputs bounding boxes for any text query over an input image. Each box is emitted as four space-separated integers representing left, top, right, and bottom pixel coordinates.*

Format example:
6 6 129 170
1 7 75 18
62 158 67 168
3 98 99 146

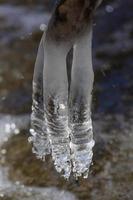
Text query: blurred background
0 0 133 200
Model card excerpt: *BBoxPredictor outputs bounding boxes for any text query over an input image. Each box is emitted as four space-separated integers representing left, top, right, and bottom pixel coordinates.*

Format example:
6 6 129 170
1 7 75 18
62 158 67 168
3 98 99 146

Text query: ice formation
29 0 102 179
29 26 94 179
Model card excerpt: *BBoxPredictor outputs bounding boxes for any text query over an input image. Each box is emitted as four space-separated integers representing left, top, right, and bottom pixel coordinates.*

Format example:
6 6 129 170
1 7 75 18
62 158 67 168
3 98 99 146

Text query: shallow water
0 0 133 199
0 186 77 200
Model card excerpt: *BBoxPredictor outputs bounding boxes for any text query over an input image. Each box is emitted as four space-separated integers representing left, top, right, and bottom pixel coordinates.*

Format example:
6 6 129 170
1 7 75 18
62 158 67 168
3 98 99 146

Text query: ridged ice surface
44 96 71 178
30 86 94 179
70 118 95 178
30 94 94 179
29 82 51 160
69 100 95 178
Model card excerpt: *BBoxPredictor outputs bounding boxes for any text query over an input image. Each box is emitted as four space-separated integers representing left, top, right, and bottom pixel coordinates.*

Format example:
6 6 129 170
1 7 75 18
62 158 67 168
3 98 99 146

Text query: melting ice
29 24 95 179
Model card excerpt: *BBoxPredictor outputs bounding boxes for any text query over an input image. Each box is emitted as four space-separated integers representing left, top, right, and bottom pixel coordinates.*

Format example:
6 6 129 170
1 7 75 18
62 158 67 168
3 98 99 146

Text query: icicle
29 0 103 179
43 41 71 178
69 25 95 178
29 28 51 160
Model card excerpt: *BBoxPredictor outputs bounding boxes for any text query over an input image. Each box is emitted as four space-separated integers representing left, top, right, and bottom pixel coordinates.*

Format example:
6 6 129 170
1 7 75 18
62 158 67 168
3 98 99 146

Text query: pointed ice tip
83 171 89 179
29 128 36 136
42 155 46 162
28 136 33 143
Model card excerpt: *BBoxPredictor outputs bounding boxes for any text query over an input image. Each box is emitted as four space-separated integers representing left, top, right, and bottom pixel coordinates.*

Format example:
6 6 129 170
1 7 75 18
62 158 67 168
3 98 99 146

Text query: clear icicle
29 29 51 160
43 41 71 178
69 25 95 178
29 18 97 179
29 26 95 178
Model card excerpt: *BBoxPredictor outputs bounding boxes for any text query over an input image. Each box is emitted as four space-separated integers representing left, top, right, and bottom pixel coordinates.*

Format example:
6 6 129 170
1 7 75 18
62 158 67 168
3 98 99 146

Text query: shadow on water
0 0 133 200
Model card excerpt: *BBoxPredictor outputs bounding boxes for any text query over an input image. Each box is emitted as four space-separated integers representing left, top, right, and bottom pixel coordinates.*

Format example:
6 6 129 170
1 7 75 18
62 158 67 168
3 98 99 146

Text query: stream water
0 0 133 199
